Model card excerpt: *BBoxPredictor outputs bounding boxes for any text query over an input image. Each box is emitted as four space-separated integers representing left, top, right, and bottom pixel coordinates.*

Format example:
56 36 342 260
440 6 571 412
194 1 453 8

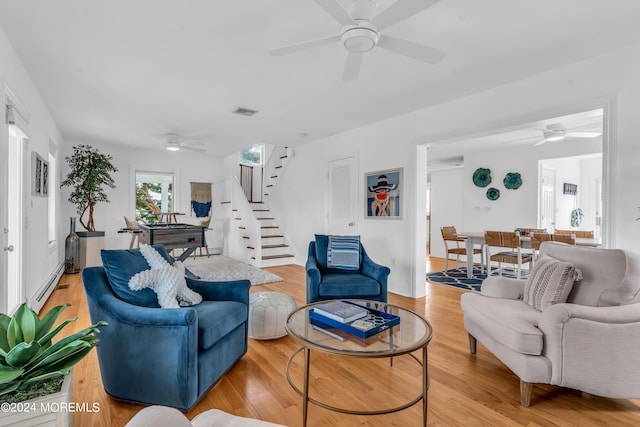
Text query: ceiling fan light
342 28 378 53
166 145 180 151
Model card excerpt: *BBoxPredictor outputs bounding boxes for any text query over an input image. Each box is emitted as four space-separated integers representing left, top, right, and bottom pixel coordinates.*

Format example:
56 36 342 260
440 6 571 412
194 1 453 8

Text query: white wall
60 141 224 252
0 25 64 312
429 168 464 259
272 41 640 298
579 156 603 235
541 157 581 231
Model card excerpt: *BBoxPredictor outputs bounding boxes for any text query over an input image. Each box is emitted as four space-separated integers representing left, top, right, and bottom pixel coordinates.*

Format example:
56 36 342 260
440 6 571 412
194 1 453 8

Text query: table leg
303 348 310 427
466 237 474 278
423 346 429 427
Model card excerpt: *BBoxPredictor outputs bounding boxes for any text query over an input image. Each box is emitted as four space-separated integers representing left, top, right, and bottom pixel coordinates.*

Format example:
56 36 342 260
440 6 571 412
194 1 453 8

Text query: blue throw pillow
327 235 360 270
101 245 173 308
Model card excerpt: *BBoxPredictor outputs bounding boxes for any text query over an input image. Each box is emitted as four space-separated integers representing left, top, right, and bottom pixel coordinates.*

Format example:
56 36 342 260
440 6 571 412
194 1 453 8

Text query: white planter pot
0 372 73 427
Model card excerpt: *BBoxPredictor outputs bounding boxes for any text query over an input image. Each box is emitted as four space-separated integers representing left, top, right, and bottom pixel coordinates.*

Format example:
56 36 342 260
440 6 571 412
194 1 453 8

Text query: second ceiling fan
269 0 446 81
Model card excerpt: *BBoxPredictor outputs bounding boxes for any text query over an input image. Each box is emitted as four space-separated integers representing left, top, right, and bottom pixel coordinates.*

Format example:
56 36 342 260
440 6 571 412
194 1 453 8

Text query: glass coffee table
285 299 433 427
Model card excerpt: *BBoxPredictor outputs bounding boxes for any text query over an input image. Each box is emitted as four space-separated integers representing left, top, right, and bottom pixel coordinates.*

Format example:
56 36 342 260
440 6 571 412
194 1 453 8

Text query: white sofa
461 241 640 406
125 406 287 427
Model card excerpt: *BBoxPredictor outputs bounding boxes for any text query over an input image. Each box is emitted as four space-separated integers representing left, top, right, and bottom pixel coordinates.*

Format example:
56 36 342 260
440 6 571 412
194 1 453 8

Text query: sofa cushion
524 254 582 311
193 301 248 351
327 235 360 270
315 234 361 274
318 273 381 299
101 245 173 308
461 292 543 355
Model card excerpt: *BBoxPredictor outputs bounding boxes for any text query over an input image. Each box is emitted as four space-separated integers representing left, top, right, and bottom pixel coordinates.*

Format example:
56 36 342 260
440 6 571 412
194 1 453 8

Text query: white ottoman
248 292 297 340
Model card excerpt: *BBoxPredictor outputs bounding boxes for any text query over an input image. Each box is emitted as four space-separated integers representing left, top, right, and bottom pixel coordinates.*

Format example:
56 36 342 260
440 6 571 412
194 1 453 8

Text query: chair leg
445 256 449 271
520 380 532 407
468 334 477 354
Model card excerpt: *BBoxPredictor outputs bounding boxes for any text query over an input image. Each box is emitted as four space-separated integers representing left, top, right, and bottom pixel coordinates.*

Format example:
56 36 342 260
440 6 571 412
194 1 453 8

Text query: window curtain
190 182 212 218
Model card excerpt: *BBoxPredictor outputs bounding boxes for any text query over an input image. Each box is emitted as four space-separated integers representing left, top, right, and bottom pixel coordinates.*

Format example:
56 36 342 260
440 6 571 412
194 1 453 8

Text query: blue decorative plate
472 168 492 187
503 172 522 189
486 187 500 200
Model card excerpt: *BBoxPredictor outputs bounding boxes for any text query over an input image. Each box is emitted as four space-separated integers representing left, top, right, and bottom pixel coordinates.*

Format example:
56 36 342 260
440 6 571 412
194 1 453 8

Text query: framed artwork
365 168 402 219
563 183 577 195
31 152 49 197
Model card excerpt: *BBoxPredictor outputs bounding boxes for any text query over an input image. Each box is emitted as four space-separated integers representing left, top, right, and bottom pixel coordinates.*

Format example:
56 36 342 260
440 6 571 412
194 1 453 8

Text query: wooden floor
42 257 640 426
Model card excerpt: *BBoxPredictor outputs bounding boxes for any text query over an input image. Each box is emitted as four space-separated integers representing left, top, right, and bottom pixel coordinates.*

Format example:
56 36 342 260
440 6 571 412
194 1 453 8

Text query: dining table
457 231 602 279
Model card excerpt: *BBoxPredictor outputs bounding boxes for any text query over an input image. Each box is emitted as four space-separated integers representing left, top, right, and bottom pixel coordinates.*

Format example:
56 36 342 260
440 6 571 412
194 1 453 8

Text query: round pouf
248 292 297 340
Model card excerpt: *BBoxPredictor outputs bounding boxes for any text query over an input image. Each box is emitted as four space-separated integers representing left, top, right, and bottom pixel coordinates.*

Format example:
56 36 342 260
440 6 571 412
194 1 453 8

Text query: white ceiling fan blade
372 0 441 31
377 35 446 64
314 0 356 26
533 139 547 146
343 52 363 81
268 34 340 56
565 132 601 138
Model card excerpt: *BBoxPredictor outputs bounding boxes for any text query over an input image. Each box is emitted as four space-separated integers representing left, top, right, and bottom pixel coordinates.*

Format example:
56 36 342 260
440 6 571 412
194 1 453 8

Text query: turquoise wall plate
486 187 500 200
503 172 522 189
472 168 492 187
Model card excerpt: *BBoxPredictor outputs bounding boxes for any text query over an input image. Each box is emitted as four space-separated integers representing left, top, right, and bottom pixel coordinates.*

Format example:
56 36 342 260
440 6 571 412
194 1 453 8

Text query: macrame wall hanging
190 182 212 218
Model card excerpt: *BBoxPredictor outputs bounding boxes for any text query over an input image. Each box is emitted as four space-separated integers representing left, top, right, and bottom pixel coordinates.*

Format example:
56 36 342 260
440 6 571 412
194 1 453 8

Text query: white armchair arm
539 302 640 398
480 276 525 299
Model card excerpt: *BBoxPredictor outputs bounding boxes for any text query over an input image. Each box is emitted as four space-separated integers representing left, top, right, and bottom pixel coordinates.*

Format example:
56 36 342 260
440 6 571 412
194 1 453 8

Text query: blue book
309 303 400 339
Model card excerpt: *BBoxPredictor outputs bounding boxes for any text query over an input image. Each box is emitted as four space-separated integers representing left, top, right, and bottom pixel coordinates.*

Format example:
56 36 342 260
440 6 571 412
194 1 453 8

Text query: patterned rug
426 265 528 292
184 256 283 286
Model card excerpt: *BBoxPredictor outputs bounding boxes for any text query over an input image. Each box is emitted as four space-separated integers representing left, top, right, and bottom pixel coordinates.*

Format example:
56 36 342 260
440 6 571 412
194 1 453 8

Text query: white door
328 156 357 235
540 166 556 232
3 126 26 314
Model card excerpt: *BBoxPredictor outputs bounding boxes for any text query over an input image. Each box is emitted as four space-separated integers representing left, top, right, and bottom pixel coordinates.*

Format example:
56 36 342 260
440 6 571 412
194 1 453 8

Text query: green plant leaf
35 318 76 347
0 314 11 353
0 381 21 396
28 323 103 370
25 345 92 380
0 365 24 384
35 304 70 341
6 317 23 349
14 304 38 344
19 370 69 390
26 339 92 373
5 342 41 368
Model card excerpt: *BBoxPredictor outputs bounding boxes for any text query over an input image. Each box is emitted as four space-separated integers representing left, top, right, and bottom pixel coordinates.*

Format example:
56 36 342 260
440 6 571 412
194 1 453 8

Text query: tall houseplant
61 144 118 232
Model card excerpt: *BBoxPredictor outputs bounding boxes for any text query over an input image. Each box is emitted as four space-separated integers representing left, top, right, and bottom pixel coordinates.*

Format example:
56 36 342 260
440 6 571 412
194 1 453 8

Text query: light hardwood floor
42 258 640 426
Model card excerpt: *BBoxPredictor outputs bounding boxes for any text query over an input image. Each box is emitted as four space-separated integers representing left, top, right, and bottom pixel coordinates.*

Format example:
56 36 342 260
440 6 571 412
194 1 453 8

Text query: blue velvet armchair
306 235 390 304
82 246 250 411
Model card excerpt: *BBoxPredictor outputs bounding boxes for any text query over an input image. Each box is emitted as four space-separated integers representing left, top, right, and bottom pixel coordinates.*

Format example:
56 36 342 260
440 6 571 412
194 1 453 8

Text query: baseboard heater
32 261 65 313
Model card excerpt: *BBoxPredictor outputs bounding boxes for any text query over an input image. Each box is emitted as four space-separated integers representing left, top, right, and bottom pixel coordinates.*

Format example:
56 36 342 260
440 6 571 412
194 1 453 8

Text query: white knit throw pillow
128 245 202 308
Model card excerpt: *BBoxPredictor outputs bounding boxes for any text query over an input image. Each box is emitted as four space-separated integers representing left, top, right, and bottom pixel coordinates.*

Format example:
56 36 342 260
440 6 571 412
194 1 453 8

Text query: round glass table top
285 300 432 356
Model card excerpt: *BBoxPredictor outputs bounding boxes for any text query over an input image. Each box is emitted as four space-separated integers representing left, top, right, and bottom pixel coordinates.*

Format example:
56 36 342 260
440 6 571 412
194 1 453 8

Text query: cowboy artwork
366 171 401 217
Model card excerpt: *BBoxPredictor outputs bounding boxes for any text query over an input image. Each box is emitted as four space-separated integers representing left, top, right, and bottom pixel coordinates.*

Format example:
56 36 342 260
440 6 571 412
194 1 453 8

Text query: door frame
538 165 556 232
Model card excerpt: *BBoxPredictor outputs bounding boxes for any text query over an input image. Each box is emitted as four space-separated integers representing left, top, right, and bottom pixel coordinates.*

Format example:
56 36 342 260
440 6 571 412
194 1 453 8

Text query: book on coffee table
309 303 400 339
313 301 369 323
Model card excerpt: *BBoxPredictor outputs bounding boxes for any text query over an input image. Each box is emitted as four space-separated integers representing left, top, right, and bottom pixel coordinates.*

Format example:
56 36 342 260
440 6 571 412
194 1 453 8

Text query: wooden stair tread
262 254 294 260
263 244 288 249
257 217 275 221
262 235 284 239
261 226 278 229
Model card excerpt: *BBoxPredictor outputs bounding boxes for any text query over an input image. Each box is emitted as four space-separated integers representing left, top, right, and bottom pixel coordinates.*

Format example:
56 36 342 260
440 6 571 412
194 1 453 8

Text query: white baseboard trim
30 261 65 314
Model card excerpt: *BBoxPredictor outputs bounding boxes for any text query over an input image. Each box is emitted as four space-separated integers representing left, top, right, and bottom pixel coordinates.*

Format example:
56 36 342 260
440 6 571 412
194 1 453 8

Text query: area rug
426 266 528 292
184 256 283 286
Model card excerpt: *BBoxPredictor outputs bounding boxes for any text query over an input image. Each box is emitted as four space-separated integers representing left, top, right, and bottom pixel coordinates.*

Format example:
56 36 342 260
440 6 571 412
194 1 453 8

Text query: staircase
222 145 295 268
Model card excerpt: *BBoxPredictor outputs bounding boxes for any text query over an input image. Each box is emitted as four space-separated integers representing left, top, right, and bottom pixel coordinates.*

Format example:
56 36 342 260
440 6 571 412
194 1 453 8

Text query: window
135 172 174 223
238 144 264 166
47 145 57 245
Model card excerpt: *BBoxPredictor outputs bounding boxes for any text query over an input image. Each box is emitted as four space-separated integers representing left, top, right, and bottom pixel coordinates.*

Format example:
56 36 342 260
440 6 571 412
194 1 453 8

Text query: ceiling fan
268 0 446 81
165 133 206 153
533 124 602 146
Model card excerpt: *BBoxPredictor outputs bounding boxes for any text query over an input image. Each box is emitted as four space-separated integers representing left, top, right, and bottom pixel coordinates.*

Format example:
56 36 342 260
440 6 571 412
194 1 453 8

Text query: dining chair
515 227 546 236
484 230 533 279
123 216 146 248
530 233 576 261
195 216 212 258
441 226 484 272
556 229 594 238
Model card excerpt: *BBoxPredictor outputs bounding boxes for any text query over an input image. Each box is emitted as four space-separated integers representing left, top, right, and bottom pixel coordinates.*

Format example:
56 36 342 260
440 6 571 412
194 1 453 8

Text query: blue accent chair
82 245 250 411
306 235 390 304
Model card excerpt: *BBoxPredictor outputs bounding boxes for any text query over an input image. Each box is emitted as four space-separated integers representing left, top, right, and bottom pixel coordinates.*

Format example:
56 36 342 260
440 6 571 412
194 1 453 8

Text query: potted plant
0 303 106 426
61 144 118 268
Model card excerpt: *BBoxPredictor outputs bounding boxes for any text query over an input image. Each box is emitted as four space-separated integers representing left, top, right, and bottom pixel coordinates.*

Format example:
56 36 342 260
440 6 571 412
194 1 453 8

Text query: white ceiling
1 1 639 156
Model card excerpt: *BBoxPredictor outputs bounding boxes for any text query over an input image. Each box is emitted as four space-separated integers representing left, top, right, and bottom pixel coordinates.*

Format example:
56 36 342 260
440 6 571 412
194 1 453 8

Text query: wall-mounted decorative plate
503 172 522 189
486 187 500 201
472 168 492 187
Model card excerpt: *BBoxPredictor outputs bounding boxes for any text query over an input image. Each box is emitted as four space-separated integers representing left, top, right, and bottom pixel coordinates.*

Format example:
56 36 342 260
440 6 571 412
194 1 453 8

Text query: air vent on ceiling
233 107 259 117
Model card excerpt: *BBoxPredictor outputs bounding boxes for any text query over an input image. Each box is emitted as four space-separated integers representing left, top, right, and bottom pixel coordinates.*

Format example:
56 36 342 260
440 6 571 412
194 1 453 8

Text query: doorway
328 156 358 235
539 166 556 232
4 125 26 314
